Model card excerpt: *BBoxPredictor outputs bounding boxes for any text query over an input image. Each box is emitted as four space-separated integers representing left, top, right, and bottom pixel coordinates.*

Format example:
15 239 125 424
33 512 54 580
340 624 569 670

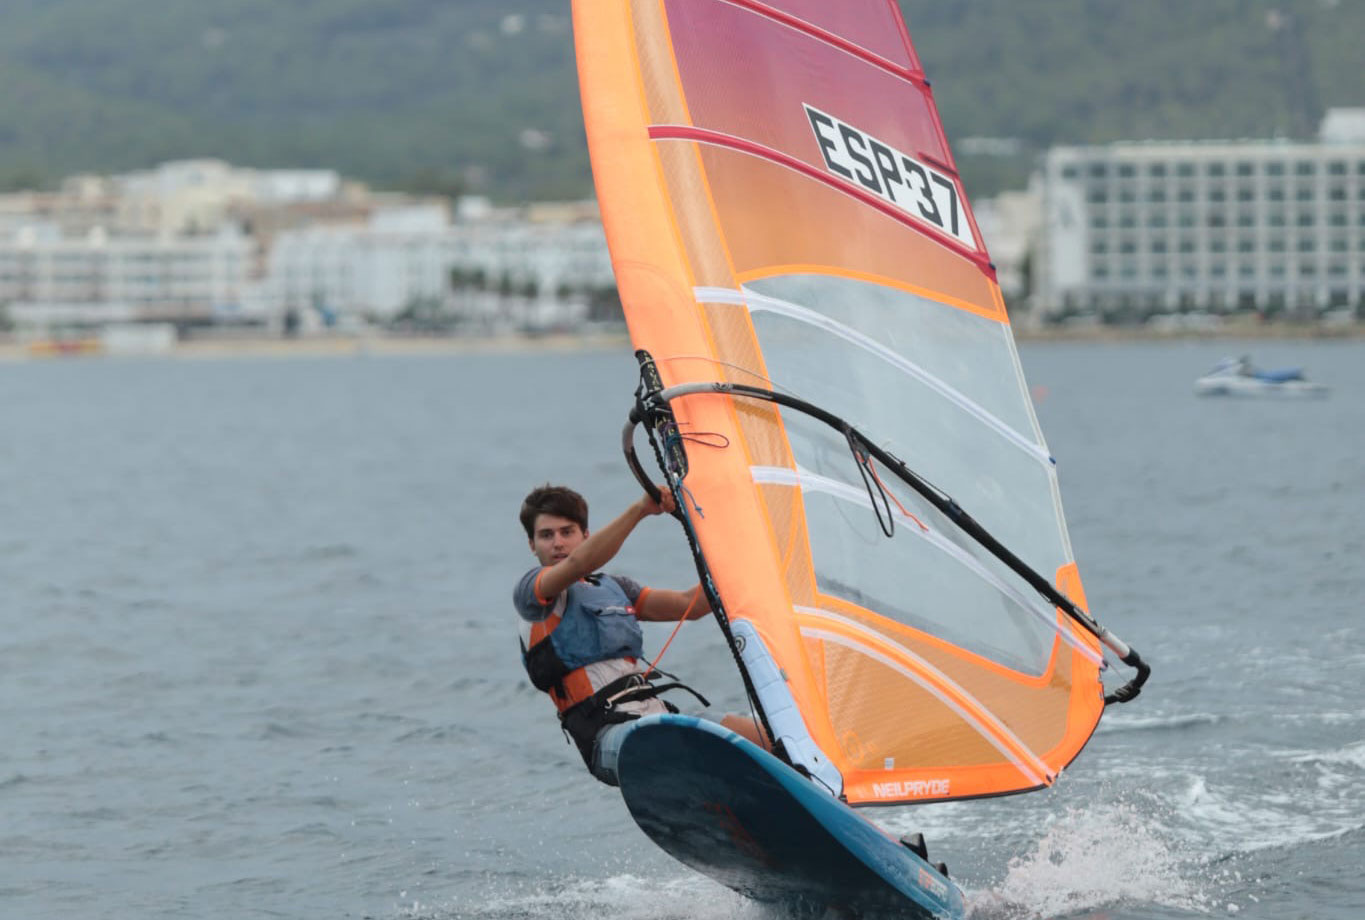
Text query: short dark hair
519 485 589 539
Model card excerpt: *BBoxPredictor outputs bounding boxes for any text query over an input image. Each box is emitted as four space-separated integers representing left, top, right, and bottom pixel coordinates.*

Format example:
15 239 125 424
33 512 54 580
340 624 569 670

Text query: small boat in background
1195 356 1328 398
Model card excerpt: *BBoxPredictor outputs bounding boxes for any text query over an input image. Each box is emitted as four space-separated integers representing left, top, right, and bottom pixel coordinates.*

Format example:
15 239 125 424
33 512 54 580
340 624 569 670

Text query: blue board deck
615 714 965 919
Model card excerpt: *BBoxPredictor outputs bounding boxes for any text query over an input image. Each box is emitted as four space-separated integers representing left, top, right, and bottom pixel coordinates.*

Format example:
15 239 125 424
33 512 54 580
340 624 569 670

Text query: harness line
640 585 704 682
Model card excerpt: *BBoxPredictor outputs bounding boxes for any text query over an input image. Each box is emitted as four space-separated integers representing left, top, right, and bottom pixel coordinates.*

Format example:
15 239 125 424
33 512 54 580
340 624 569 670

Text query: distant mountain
1 0 1360 201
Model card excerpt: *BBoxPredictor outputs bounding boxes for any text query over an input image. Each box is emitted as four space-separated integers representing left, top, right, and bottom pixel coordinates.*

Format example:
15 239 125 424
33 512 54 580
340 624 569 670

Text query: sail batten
576 0 1106 807
757 466 1106 668
652 125 990 268
802 625 1055 789
698 285 1054 464
708 0 925 81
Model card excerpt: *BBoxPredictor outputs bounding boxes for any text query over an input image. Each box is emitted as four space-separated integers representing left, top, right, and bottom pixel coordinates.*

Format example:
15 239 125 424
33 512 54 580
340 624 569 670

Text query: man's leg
588 720 637 786
720 713 770 749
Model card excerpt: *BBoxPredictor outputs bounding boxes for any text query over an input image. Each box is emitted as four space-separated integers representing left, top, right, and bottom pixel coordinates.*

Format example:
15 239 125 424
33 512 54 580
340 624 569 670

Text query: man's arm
534 490 674 601
636 585 711 622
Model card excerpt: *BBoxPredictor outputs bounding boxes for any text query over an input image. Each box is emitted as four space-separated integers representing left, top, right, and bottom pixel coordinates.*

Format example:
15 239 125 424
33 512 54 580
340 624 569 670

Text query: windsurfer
514 484 767 785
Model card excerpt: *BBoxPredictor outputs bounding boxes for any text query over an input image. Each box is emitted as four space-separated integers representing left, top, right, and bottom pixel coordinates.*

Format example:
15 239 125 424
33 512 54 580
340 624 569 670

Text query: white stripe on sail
695 285 1052 466
751 464 1104 667
801 620 1053 787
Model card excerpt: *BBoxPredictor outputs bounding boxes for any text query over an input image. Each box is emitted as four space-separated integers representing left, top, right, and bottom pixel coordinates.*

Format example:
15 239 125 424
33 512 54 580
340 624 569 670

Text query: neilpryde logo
870 778 950 799
804 103 972 248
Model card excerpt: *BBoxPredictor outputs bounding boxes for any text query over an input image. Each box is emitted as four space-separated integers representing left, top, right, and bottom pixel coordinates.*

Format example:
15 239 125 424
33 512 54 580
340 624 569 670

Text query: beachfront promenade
3 316 1363 363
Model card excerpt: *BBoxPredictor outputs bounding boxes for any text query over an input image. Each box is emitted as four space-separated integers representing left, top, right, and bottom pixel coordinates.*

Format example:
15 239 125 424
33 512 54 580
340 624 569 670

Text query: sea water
1 339 1362 920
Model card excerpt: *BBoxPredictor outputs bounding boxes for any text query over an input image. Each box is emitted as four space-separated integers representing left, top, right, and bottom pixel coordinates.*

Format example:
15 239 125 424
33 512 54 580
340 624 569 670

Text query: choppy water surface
2 339 1362 920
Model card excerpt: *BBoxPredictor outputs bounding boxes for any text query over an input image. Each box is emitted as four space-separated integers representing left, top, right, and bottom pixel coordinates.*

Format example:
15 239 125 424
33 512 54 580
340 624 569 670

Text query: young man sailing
514 484 766 785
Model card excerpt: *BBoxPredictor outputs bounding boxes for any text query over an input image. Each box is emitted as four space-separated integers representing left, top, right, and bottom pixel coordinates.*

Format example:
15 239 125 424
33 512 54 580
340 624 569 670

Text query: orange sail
575 0 1109 806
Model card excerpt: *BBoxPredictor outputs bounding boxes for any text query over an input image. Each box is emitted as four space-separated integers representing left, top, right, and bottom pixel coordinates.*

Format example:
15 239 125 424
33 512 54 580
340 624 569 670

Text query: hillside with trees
0 0 1360 201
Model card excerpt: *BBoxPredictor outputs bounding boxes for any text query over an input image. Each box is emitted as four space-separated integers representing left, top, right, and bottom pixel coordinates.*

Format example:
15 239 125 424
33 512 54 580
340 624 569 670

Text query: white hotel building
268 203 454 321
0 224 254 327
1037 109 1365 320
266 198 615 327
0 160 346 327
446 198 616 296
0 159 617 332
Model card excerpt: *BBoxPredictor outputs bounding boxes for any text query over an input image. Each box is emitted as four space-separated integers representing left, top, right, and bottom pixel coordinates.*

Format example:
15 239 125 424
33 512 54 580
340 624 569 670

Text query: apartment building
1037 109 1365 320
268 203 453 321
0 224 254 326
0 160 615 331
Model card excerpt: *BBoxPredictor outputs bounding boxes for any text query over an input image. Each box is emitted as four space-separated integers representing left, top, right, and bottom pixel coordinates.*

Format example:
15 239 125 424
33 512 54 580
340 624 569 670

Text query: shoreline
0 331 632 362
1012 319 1365 343
2 321 1362 362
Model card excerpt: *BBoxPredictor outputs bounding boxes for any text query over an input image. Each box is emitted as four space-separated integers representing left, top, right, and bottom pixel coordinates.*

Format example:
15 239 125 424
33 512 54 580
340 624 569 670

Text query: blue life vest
545 574 645 668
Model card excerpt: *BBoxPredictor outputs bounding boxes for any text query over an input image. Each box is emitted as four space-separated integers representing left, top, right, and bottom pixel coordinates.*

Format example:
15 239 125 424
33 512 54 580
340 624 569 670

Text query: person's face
529 513 587 567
